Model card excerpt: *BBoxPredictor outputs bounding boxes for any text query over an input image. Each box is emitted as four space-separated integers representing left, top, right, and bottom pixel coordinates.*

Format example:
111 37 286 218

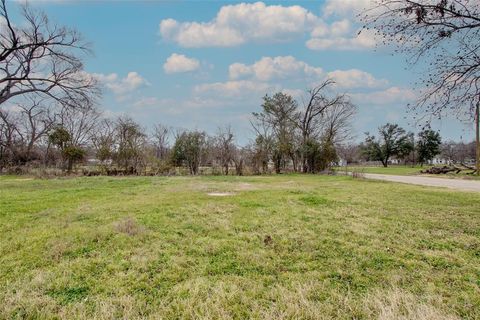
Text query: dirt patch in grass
234 182 256 191
207 192 236 197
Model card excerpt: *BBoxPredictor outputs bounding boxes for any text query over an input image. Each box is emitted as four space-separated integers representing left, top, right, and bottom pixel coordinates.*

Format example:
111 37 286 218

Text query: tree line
1 0 479 176
0 86 475 176
0 79 357 175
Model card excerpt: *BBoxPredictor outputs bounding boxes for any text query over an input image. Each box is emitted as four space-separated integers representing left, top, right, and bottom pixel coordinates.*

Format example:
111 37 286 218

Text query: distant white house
427 157 450 165
389 159 400 165
335 158 347 166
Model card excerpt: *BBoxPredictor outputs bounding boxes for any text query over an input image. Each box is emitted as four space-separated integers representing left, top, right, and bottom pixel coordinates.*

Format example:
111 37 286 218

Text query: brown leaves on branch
362 0 480 121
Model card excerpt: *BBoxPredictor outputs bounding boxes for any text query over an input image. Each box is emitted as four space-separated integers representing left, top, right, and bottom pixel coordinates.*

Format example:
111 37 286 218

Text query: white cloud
131 96 232 119
281 88 305 99
228 63 253 80
194 80 271 97
308 1 380 51
323 0 374 18
327 69 388 88
329 19 352 36
227 55 385 89
93 72 148 96
229 56 323 81
307 28 377 51
351 87 417 105
163 53 200 74
93 73 118 83
133 97 161 108
159 2 318 47
159 1 382 51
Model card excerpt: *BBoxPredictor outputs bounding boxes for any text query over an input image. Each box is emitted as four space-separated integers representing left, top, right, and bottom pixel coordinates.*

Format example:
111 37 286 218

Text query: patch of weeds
72 212 90 222
206 252 268 276
417 239 455 251
352 170 365 179
327 272 368 292
205 250 251 276
288 190 305 194
152 179 169 186
239 200 266 208
423 256 459 270
165 209 177 218
183 223 207 234
115 217 145 236
299 194 329 206
64 245 95 259
46 286 89 305
120 190 137 196
362 252 400 271
48 240 68 261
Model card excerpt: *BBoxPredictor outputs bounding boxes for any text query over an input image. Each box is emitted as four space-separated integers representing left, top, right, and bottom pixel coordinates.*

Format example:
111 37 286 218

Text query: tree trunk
476 100 479 176
274 158 281 174
235 159 243 176
67 158 73 173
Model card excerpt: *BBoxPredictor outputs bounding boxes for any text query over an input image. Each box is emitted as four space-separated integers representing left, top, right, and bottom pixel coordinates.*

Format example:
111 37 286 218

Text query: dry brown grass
364 288 460 320
114 217 145 236
207 192 236 197
352 169 365 179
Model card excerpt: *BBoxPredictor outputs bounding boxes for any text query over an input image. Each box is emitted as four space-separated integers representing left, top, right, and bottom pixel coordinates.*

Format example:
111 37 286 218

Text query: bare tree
0 0 100 108
0 108 19 167
16 98 56 160
0 97 56 166
250 113 274 174
298 80 343 142
363 1 480 117
152 123 169 160
91 118 115 165
441 140 475 163
214 125 235 175
232 145 246 176
337 143 361 165
114 116 146 173
296 80 356 172
58 105 100 147
320 99 357 145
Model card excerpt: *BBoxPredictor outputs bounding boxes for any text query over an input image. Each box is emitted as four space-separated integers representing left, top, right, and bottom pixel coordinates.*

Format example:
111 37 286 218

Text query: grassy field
0 175 479 319
336 165 423 176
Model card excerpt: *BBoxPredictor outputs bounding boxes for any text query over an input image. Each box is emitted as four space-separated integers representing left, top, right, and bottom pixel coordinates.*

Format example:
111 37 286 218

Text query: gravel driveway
363 173 480 192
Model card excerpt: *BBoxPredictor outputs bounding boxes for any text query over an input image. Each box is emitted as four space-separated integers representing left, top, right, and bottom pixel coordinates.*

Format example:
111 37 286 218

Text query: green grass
336 165 423 175
0 175 479 319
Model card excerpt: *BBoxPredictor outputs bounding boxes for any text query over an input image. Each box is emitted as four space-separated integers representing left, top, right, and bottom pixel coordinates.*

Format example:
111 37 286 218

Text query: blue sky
8 0 476 144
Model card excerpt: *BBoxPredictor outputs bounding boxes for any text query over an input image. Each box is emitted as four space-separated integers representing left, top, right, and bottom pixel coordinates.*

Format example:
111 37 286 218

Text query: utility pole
477 100 480 176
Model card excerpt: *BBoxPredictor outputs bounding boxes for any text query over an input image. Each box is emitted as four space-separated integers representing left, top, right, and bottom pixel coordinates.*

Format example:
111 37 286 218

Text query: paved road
363 173 480 192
